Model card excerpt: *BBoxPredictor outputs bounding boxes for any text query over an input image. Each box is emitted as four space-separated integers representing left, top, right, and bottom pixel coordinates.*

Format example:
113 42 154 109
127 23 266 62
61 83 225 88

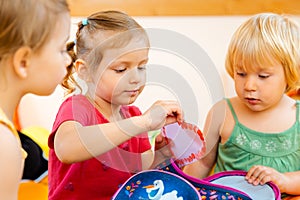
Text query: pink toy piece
162 122 206 168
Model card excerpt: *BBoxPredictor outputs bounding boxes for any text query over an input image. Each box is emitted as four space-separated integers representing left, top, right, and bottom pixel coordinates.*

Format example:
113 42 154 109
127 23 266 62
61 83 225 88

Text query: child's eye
258 74 269 78
114 68 126 73
138 64 146 70
236 72 246 77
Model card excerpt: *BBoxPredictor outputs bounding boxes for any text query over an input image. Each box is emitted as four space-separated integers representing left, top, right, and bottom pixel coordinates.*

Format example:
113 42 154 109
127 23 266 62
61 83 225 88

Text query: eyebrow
114 57 149 64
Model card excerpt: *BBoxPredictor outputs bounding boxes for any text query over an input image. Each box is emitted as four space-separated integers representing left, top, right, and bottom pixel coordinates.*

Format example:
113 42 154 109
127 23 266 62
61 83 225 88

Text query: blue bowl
112 169 200 200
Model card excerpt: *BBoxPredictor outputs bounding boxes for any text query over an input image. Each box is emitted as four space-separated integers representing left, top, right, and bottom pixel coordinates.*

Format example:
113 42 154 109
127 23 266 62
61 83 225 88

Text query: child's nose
244 77 257 91
128 68 142 83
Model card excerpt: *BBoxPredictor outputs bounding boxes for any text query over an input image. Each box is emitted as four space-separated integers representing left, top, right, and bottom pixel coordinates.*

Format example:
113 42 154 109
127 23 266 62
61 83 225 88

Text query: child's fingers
159 100 184 124
246 165 271 185
168 102 184 122
143 100 184 130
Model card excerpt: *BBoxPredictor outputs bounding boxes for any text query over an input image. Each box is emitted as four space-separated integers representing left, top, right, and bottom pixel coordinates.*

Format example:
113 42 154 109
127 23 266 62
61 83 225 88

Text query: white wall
18 15 300 131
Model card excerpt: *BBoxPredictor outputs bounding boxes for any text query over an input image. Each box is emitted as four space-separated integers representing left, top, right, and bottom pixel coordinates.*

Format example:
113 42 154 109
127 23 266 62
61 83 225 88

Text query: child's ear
75 59 91 81
12 46 32 78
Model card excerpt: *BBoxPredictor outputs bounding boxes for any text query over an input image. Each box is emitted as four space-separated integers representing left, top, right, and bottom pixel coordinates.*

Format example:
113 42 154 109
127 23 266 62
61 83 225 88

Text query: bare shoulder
209 99 227 115
0 124 22 164
215 97 237 143
204 99 228 136
0 124 20 153
0 124 23 198
208 98 232 123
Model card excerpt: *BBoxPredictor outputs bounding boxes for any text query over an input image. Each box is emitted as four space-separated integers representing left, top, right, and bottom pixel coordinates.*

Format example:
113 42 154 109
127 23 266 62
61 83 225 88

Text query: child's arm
246 166 300 195
183 144 218 178
54 100 183 164
283 171 300 195
183 100 225 178
0 125 23 200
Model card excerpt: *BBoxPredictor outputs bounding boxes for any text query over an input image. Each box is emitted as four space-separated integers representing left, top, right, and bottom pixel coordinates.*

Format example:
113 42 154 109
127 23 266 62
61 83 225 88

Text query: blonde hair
0 0 69 59
225 13 300 92
62 10 150 95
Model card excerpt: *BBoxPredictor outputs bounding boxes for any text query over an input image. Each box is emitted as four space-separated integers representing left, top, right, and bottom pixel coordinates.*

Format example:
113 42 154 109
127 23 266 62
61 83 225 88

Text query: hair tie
82 18 89 26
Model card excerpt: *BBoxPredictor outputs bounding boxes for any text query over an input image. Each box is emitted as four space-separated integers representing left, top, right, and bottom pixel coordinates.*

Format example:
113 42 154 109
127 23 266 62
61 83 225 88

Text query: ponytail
61 41 82 95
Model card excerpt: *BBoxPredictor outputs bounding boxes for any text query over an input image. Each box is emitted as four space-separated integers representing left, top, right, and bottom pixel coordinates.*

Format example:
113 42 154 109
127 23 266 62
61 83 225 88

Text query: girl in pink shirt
48 10 183 200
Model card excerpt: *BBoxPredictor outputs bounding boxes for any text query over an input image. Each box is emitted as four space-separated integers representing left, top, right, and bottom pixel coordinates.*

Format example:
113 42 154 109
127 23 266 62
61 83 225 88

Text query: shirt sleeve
48 95 94 149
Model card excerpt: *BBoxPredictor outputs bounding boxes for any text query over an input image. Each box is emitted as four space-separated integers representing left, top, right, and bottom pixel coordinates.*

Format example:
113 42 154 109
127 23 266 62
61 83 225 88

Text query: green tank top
215 99 300 174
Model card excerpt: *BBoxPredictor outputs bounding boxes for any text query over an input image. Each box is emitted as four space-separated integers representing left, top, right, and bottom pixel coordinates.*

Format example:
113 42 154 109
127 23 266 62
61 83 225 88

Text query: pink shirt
48 95 151 200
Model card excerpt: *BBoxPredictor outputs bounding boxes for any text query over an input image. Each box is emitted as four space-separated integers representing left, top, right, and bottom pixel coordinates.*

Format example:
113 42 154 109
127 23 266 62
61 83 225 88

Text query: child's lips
126 89 139 96
245 97 260 104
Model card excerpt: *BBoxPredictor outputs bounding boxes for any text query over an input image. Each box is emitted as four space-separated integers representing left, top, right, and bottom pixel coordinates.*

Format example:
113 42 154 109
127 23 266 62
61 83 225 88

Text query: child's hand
154 134 174 157
143 100 183 131
154 134 169 151
245 165 287 192
150 133 174 168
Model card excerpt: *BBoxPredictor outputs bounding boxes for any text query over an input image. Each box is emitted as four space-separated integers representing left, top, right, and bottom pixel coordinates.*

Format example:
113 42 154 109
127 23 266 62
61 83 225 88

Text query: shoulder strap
0 108 27 159
0 108 18 137
225 98 238 122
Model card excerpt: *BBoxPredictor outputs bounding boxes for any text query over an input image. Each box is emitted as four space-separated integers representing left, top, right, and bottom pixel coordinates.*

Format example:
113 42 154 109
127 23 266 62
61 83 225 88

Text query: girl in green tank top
184 13 300 198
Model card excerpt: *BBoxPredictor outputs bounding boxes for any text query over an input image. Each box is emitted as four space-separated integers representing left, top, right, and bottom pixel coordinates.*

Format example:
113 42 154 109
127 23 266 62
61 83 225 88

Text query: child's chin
127 98 137 105
117 98 137 105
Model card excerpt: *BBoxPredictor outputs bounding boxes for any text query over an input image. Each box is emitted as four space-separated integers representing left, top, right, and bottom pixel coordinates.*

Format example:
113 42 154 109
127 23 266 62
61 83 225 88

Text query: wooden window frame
68 0 300 16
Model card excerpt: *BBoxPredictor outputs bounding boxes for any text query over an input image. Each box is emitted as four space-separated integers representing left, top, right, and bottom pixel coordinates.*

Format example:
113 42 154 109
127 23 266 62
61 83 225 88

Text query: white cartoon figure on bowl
143 180 183 200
